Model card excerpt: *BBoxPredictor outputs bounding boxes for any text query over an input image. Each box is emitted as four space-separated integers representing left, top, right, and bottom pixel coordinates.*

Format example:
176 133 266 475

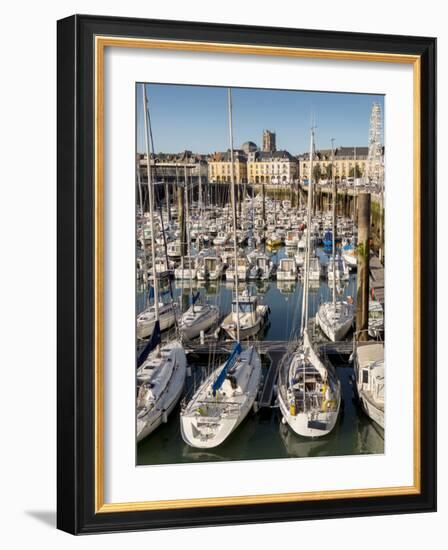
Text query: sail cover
212 342 242 396
137 320 161 368
304 329 328 381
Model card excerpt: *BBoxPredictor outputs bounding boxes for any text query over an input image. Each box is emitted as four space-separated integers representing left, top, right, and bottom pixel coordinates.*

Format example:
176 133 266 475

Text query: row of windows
301 162 367 169
210 175 289 183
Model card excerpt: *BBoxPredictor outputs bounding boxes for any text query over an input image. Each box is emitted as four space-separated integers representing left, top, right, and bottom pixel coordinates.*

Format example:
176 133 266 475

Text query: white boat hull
137 305 177 339
174 268 197 280
316 305 353 342
180 347 261 448
342 252 357 268
222 306 268 340
136 343 187 442
277 271 297 281
278 390 340 438
359 393 384 429
180 306 219 340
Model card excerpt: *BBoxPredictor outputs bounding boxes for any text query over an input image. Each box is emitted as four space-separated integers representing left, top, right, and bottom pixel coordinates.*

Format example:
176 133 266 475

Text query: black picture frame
57 14 436 534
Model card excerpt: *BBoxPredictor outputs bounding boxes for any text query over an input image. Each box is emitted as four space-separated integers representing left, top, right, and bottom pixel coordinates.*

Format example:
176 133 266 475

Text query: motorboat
327 255 350 282
221 290 269 340
276 258 297 281
353 342 384 428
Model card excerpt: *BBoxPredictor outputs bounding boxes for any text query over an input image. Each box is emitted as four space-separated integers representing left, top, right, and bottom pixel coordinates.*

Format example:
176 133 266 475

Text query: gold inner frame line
94 35 421 513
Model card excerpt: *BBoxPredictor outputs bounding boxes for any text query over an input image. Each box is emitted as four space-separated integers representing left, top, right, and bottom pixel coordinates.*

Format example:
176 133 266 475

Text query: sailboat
136 83 187 442
179 294 219 341
316 140 354 343
137 300 178 340
178 173 219 340
277 127 341 437
136 155 177 340
136 322 187 441
180 88 261 448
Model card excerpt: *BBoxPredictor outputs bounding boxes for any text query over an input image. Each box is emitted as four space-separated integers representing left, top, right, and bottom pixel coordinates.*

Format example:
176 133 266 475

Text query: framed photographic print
57 14 436 534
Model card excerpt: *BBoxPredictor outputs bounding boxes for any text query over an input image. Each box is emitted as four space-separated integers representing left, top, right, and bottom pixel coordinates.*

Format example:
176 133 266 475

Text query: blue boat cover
212 342 242 396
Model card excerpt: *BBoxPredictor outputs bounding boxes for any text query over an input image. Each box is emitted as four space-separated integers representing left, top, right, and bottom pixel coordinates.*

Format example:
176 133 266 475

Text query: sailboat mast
137 158 149 301
300 127 315 335
137 157 143 217
184 165 194 306
198 169 203 217
227 88 240 342
142 84 159 321
331 138 337 308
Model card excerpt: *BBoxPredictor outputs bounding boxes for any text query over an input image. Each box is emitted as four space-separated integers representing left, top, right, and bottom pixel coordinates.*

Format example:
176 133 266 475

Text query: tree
349 164 362 178
313 164 322 182
325 162 334 179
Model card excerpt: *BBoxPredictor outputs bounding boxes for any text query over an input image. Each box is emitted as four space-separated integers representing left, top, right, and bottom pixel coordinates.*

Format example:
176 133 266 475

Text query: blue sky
136 83 384 155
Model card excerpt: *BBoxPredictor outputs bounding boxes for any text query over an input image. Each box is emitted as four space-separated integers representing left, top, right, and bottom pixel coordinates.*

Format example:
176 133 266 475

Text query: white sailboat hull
181 412 245 449
278 393 340 437
137 304 177 339
180 347 261 448
136 343 187 442
316 304 353 342
180 305 219 340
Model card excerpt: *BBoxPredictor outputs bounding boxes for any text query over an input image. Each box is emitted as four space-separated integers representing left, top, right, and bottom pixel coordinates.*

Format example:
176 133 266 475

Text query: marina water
136 246 384 465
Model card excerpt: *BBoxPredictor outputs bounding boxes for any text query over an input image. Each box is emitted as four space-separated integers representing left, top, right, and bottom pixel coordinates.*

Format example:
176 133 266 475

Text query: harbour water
136 245 385 466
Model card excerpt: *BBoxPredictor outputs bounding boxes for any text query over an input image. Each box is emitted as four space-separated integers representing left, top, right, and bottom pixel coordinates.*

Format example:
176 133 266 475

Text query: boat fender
162 411 168 424
186 366 192 377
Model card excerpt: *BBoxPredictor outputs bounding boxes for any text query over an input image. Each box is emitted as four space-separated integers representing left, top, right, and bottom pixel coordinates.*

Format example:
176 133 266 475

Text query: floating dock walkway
258 350 284 410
